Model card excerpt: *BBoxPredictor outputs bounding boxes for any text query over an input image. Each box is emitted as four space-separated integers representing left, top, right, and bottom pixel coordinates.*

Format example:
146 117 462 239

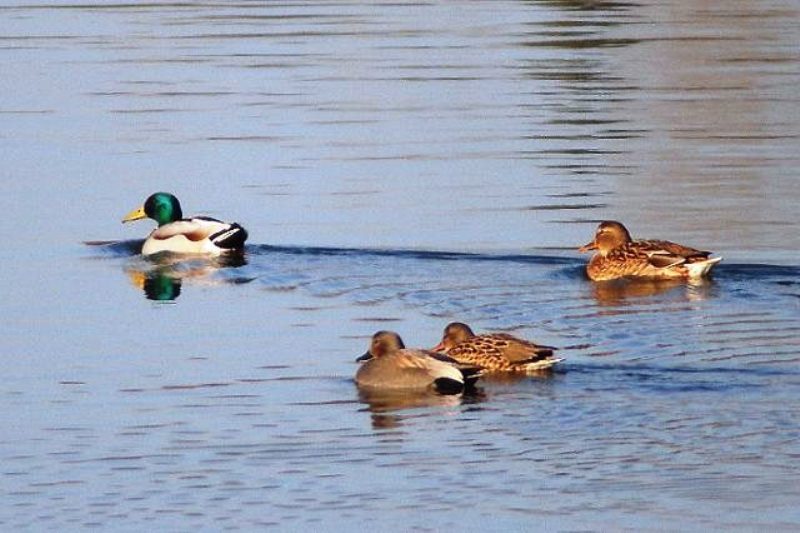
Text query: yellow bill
122 206 146 223
126 270 146 290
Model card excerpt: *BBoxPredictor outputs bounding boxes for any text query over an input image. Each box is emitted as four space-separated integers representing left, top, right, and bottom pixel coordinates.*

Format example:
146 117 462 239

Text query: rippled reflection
359 389 461 423
357 388 487 430
127 268 182 301
478 370 558 386
585 278 716 306
123 250 251 301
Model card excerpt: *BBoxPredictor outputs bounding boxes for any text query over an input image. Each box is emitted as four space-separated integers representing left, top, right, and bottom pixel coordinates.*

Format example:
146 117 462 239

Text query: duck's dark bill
356 351 372 362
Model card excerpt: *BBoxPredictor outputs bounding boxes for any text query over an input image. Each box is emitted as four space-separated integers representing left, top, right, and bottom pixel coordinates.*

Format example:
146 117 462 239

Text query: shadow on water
85 241 799 278
84 239 799 300
715 263 800 281
84 239 144 256
567 360 800 392
83 240 799 367
252 243 580 267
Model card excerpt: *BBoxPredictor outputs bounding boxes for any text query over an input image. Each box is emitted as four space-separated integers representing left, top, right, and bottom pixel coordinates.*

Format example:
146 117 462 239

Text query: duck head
122 192 183 227
431 322 476 352
356 331 406 362
579 220 632 256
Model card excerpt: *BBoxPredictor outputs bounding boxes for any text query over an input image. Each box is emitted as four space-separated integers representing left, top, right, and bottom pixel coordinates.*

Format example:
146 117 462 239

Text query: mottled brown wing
608 244 651 262
447 340 507 366
427 350 479 369
484 334 555 362
640 239 710 258
637 239 711 268
589 247 645 279
646 252 686 269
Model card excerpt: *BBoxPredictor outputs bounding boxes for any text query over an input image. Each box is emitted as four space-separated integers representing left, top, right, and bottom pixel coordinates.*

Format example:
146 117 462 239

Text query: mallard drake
356 331 482 394
122 192 248 256
579 221 721 281
431 322 562 373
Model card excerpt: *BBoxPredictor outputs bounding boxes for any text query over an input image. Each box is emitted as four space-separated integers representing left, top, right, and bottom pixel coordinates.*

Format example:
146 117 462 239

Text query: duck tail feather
211 223 248 249
686 256 722 279
433 377 465 395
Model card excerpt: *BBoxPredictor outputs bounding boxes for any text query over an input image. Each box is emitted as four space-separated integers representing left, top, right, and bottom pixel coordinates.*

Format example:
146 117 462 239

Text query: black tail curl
211 223 248 250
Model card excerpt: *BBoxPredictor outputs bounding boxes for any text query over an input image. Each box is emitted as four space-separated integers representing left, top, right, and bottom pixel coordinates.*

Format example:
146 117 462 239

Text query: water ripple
86 240 800 371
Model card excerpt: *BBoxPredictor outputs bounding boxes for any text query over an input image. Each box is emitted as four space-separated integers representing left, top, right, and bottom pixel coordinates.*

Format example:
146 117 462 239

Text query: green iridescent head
144 273 182 301
122 192 183 226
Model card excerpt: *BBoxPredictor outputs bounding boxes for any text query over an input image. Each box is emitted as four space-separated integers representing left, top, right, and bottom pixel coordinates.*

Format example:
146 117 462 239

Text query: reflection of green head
143 273 181 301
144 192 183 226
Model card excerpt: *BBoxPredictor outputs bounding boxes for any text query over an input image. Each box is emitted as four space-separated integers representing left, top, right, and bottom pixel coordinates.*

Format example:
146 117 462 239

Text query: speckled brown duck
431 322 562 373
579 221 722 282
355 331 482 394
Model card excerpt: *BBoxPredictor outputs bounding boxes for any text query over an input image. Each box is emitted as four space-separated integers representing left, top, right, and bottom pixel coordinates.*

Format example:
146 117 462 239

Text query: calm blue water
1 1 799 531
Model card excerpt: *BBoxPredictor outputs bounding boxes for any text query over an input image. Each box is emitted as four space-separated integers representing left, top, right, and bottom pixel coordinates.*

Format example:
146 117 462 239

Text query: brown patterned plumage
579 221 722 281
432 322 562 373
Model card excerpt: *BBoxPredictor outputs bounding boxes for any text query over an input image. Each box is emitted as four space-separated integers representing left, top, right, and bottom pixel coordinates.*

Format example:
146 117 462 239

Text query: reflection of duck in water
588 277 715 307
127 269 182 301
579 221 721 281
358 388 474 430
125 253 250 301
589 278 679 306
122 192 248 256
356 331 482 394
432 322 562 373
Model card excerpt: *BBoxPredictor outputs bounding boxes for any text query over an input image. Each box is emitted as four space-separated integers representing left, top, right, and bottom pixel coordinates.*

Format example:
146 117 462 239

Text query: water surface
1 1 798 531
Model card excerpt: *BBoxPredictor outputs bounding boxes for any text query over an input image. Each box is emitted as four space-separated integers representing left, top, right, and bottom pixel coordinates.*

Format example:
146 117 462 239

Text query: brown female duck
579 221 721 281
431 322 562 373
356 331 482 394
